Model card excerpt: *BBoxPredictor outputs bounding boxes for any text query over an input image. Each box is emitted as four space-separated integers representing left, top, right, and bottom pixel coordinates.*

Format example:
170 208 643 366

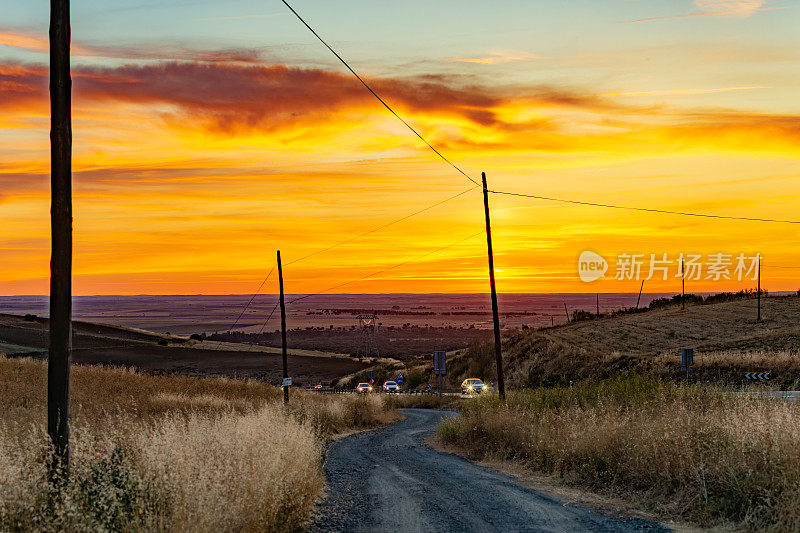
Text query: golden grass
438 377 800 530
0 356 396 531
381 393 456 410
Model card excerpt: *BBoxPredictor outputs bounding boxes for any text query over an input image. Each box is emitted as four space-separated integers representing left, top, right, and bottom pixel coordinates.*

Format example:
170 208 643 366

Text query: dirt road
310 409 668 533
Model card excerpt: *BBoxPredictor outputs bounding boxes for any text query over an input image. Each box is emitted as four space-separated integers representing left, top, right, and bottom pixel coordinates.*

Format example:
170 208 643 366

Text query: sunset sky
2 0 800 295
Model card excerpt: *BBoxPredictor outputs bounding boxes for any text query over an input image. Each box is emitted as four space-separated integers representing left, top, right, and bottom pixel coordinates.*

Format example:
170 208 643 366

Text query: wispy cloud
598 86 771 97
626 1 790 22
0 26 265 63
448 51 540 65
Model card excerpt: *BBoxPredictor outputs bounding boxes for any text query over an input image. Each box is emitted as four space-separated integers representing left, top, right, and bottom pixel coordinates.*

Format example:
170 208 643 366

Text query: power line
228 266 274 332
256 300 281 335
280 0 480 188
489 189 800 224
228 184 476 334
280 0 800 226
285 186 477 267
288 230 484 305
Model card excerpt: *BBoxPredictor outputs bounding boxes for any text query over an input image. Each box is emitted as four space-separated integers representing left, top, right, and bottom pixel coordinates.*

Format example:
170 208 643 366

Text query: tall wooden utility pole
481 172 505 400
596 294 599 316
757 254 762 322
49 0 73 478
277 251 289 404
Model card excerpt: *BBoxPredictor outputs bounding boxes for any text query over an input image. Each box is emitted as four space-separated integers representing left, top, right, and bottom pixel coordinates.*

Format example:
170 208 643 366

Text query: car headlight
467 386 474 392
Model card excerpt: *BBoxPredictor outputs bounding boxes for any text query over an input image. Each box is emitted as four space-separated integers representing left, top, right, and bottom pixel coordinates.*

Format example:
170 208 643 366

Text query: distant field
209 324 491 359
0 293 672 334
0 314 369 387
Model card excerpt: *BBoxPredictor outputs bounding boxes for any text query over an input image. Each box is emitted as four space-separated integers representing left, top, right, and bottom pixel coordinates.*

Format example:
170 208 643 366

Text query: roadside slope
448 296 800 387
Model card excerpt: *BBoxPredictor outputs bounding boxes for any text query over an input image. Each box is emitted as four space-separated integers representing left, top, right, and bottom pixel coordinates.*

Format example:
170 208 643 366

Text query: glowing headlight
467 386 474 392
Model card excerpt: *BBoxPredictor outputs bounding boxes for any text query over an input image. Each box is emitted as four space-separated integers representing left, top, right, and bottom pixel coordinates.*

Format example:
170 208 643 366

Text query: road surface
309 409 668 532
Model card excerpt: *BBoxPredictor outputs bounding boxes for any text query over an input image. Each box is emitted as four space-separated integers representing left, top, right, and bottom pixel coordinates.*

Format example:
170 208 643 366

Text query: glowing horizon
2 1 800 296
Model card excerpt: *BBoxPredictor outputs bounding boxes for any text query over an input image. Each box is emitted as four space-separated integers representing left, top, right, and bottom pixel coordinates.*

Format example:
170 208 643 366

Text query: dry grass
452 296 800 389
0 356 396 532
438 376 800 530
381 393 456 410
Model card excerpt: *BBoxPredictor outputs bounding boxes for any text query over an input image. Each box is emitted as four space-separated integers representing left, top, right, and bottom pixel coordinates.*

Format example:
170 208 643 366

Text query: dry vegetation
438 376 800 530
0 356 398 532
446 296 800 389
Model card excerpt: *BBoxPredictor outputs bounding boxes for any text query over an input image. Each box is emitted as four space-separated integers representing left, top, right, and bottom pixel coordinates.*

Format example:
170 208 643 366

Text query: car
313 384 324 390
461 378 486 395
356 382 373 393
383 381 400 393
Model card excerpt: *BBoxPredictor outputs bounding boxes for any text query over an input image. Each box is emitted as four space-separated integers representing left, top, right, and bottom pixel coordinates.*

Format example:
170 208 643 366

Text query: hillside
0 314 369 386
450 295 800 388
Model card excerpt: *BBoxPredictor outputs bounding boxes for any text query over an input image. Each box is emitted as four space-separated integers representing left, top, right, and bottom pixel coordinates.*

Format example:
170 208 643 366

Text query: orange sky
2 2 800 295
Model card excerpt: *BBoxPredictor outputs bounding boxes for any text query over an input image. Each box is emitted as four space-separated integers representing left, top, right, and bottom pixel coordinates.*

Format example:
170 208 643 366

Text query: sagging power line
288 230 484 305
228 186 477 332
489 190 800 225
280 0 481 188
281 0 800 226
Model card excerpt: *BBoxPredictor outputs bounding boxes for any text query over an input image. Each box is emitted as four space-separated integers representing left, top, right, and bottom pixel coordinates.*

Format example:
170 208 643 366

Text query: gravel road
309 409 669 533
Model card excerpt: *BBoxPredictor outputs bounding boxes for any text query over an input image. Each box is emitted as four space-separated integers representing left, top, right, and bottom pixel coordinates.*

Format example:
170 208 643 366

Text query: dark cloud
0 60 508 131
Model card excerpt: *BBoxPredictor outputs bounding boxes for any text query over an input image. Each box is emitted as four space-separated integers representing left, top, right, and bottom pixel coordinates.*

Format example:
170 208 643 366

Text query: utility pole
596 293 599 316
48 0 73 480
277 250 289 404
681 256 686 311
563 302 570 323
636 280 644 310
481 172 505 400
757 254 762 322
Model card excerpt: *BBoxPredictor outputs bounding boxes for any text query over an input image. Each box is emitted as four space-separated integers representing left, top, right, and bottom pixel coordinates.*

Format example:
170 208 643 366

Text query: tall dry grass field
0 356 396 531
438 377 800 530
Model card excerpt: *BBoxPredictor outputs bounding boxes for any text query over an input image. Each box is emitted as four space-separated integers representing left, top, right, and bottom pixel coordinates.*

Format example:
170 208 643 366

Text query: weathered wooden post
48 0 73 479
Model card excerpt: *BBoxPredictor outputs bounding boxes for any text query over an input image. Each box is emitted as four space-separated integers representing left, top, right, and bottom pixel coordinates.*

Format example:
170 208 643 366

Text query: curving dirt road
309 409 668 533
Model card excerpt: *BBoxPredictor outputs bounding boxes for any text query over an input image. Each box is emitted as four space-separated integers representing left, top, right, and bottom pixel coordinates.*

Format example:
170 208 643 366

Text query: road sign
368 370 375 384
433 351 447 375
282 377 292 387
681 349 693 372
397 373 404 385
745 371 770 381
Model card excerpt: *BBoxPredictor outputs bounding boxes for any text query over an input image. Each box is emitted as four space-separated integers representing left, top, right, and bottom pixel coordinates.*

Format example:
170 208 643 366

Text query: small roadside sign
368 370 375 384
680 349 693 372
282 377 292 387
433 351 447 375
397 373 404 385
745 371 770 381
